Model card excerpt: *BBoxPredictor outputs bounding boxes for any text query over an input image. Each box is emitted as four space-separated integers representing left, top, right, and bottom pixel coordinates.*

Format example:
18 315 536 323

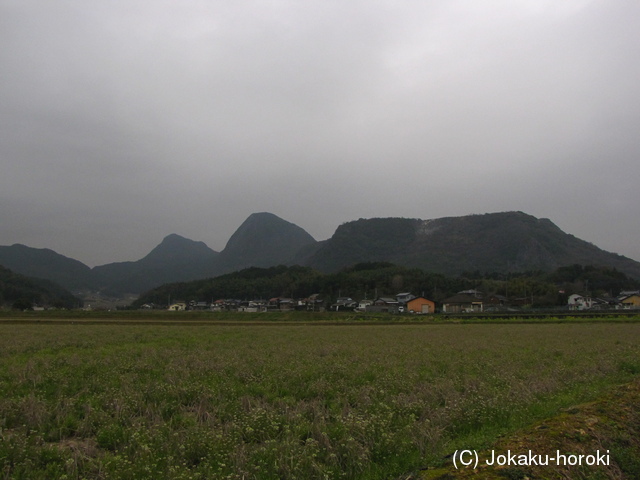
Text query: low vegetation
421 379 640 479
1 319 639 479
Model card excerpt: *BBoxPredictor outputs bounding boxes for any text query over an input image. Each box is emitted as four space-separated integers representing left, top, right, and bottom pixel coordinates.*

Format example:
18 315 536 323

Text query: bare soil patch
420 379 640 479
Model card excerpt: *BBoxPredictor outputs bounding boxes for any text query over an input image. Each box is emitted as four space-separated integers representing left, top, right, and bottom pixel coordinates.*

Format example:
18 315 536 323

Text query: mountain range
1 211 639 296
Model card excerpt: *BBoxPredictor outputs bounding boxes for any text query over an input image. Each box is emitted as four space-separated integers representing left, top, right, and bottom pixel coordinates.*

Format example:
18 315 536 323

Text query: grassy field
1 318 639 479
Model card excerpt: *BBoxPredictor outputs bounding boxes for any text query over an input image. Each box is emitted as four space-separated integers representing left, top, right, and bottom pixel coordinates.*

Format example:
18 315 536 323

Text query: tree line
132 263 640 308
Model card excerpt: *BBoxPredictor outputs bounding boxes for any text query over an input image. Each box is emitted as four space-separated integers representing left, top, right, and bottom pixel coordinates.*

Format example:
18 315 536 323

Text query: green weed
0 322 639 479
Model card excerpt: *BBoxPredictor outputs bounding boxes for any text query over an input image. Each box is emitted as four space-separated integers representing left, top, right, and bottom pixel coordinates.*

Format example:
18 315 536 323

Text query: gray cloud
2 0 639 266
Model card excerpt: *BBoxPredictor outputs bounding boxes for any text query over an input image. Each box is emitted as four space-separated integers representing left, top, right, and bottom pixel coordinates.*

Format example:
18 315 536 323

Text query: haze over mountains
1 211 639 296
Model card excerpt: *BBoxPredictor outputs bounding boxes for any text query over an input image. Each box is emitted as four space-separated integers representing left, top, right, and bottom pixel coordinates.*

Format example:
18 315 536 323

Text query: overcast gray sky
1 0 639 267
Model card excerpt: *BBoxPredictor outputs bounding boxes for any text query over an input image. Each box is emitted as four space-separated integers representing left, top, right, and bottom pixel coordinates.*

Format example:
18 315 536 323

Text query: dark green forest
132 262 639 309
0 265 81 310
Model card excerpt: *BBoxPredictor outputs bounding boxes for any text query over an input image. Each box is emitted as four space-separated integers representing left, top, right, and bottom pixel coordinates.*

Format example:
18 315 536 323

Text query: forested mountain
0 244 95 291
0 265 81 309
0 213 318 295
92 213 318 294
92 234 220 295
1 211 640 298
303 212 640 279
215 212 317 274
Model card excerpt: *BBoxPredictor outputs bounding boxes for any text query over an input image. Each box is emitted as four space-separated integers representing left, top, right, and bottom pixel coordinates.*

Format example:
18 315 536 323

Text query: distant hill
303 212 640 279
0 214 317 295
0 265 81 309
0 244 94 291
215 212 317 273
2 211 640 297
92 234 220 295
94 214 318 294
292 217 419 272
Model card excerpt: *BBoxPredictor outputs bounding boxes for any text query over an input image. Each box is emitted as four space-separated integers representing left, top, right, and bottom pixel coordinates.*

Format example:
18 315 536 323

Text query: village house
406 296 435 314
364 297 400 313
442 291 484 313
210 299 227 311
620 292 640 309
581 296 620 310
396 292 416 303
485 294 509 307
567 294 593 310
355 299 374 312
190 300 210 310
267 297 294 311
299 294 324 311
375 297 398 307
373 297 399 312
237 300 267 313
331 297 357 311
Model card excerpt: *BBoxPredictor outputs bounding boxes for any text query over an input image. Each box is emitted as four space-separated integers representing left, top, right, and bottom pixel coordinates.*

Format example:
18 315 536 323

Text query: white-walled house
355 299 374 311
567 294 592 310
168 302 187 311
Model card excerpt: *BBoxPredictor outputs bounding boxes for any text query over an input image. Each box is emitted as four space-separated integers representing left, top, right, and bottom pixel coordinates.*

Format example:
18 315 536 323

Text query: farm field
1 319 639 479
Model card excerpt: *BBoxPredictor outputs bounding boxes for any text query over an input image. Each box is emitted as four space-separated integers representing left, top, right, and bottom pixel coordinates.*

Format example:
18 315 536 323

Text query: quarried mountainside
304 212 640 279
1 211 639 297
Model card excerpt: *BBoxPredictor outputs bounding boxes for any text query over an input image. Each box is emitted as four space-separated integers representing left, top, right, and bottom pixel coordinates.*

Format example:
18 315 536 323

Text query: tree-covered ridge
132 262 640 309
0 265 81 309
306 212 640 279
4 211 640 299
133 263 459 307
0 244 95 291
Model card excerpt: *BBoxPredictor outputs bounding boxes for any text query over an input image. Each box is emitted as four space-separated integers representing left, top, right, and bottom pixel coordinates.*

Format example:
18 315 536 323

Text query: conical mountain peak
219 212 317 270
142 234 217 264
